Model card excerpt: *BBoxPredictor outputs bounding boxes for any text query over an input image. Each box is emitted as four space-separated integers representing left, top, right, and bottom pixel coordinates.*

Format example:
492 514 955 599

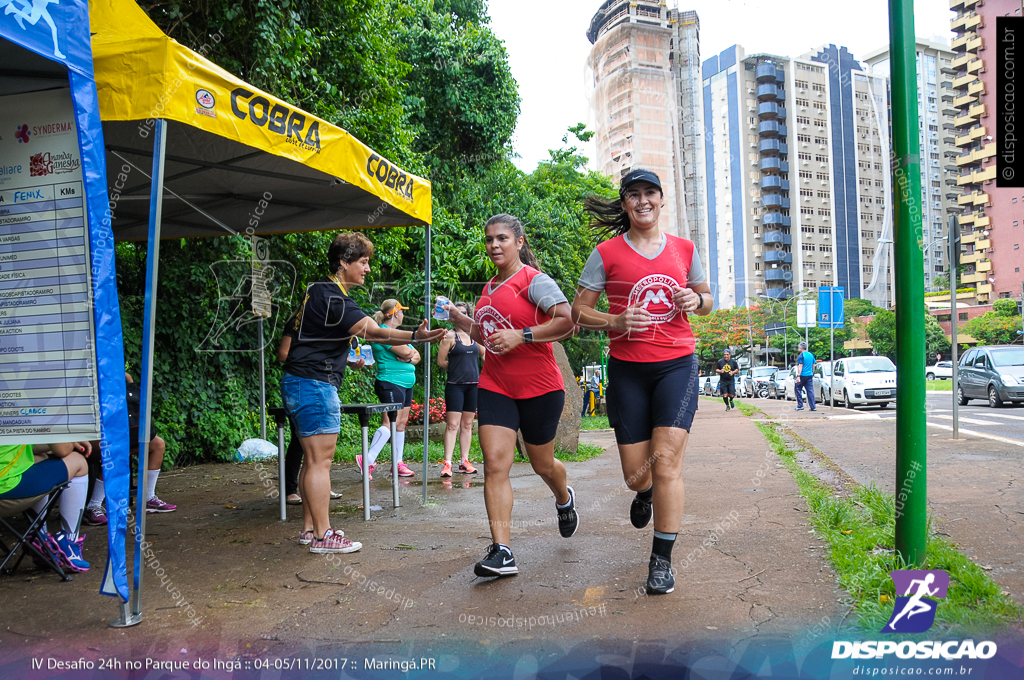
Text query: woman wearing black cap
570 169 714 595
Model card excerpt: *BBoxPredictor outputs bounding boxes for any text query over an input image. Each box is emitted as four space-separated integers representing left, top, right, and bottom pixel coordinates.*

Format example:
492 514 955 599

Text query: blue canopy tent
0 0 132 616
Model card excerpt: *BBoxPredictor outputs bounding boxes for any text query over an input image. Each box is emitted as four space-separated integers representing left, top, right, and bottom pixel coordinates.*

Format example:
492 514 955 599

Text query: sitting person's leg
144 435 176 513
285 417 303 503
84 439 107 525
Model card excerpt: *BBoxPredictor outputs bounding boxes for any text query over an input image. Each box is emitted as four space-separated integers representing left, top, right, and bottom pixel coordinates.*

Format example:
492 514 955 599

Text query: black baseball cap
619 169 663 196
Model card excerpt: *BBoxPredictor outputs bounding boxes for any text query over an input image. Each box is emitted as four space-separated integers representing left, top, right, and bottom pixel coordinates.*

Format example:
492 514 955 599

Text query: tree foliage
865 308 950 363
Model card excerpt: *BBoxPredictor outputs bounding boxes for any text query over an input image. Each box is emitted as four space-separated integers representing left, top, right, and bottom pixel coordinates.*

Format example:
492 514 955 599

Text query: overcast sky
488 0 954 173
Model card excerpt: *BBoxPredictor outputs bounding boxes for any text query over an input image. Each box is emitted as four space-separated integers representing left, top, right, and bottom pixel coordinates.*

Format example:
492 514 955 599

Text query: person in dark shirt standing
716 349 739 411
281 232 444 555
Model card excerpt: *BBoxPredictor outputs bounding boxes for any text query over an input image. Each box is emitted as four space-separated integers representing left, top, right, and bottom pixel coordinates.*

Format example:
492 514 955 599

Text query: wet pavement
0 406 844 662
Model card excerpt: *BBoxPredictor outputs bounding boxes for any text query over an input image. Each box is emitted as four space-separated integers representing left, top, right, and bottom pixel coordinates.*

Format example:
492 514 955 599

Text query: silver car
957 346 1024 408
744 366 779 399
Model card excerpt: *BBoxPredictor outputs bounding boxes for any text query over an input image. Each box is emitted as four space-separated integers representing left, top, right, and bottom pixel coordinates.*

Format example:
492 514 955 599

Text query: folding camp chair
0 481 73 581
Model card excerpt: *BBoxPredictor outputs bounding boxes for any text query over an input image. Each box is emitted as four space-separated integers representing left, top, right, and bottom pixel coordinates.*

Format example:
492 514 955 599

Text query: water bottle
433 296 451 320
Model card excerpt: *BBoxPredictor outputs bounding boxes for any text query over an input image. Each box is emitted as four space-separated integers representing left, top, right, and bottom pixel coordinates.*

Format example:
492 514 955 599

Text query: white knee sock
88 479 105 509
365 426 391 467
393 431 406 464
30 496 50 535
145 469 160 501
60 476 88 540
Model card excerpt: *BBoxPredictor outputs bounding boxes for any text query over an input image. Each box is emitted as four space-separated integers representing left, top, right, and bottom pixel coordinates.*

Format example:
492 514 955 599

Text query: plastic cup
433 296 451 320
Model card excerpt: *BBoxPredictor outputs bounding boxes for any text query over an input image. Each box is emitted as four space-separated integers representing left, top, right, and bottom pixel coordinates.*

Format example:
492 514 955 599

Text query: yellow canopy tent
83 0 438 626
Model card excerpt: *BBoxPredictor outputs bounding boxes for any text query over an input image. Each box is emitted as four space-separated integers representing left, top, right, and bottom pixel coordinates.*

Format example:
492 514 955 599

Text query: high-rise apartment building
947 0 1024 304
587 2 707 262
863 39 959 293
702 45 892 308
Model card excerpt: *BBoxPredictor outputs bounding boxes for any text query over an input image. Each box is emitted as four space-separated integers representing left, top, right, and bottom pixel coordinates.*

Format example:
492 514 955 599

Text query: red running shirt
475 266 566 400
592 234 699 363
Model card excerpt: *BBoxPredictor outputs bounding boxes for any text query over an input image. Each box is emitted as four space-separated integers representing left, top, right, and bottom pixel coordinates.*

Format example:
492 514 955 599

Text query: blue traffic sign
818 287 845 329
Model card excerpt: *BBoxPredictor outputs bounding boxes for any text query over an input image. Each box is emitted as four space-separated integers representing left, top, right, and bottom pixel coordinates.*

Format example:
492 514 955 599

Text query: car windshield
847 357 896 373
752 367 776 377
991 348 1024 367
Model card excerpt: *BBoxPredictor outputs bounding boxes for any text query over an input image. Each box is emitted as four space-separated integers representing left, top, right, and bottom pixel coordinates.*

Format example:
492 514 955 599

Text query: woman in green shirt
358 300 421 478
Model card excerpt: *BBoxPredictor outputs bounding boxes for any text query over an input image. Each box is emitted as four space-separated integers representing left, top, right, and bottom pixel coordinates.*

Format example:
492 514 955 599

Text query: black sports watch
522 328 534 344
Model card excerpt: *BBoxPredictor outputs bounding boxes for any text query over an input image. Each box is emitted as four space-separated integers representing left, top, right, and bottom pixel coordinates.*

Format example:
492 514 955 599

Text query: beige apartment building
586 1 707 262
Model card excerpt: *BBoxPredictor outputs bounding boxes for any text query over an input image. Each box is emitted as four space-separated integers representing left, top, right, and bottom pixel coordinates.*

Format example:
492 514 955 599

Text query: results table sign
0 89 101 444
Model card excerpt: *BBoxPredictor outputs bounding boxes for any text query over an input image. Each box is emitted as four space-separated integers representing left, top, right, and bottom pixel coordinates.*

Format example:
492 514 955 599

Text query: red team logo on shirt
475 305 513 354
627 274 680 330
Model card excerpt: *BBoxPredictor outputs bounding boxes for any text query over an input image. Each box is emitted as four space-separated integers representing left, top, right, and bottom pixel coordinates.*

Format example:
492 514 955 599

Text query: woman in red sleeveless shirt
445 214 578 578
571 169 714 595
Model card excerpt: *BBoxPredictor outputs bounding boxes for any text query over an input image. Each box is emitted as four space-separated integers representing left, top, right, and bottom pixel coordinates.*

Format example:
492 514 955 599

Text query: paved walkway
0 404 843 662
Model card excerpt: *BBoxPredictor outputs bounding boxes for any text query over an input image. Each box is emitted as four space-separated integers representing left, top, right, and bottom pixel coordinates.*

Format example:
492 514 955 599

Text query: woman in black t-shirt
436 301 485 477
281 232 444 555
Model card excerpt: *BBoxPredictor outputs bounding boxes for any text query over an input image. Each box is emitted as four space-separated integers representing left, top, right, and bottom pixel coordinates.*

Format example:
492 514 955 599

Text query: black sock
652 531 677 560
723 396 730 406
637 485 653 502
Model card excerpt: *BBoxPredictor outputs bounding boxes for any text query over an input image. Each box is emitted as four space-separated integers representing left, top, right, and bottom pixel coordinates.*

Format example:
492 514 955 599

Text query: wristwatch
696 293 705 310
522 328 534 344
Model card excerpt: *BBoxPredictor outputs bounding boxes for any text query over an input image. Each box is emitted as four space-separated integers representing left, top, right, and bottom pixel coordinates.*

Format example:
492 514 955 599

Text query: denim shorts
281 373 341 438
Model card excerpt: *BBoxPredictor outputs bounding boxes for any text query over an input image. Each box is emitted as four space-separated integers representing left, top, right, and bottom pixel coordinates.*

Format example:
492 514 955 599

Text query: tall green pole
890 0 927 565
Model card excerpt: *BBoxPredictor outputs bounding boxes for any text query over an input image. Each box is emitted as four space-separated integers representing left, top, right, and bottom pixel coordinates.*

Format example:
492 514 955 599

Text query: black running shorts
720 381 736 397
607 354 700 445
445 383 479 413
374 381 413 408
478 388 564 446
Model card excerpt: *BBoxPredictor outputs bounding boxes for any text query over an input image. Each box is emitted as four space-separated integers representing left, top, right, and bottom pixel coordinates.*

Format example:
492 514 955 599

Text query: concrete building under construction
586 1 707 263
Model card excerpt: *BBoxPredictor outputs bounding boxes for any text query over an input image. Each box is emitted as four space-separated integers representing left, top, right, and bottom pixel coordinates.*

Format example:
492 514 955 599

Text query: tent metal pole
423 223 431 507
131 118 167 618
258 317 266 440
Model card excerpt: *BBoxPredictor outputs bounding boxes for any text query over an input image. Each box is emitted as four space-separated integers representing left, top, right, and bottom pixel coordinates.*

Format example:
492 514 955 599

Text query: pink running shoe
355 455 375 480
145 496 177 513
83 506 108 526
309 529 361 554
396 462 415 477
299 530 314 545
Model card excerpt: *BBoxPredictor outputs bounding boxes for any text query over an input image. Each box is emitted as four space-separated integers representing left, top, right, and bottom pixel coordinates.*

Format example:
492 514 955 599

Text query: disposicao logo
831 569 998 661
15 125 30 143
883 569 948 633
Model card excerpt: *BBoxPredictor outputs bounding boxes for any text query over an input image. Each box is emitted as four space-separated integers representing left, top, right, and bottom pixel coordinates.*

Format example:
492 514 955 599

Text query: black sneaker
474 543 518 577
646 554 675 594
630 491 653 529
557 486 579 538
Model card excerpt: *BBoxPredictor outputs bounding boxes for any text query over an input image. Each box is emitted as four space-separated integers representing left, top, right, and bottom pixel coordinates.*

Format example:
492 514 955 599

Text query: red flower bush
409 398 446 425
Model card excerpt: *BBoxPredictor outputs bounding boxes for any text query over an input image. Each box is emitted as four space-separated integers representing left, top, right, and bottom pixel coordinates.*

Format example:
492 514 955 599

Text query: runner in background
716 350 739 412
571 169 714 595
436 302 484 477
444 214 578 578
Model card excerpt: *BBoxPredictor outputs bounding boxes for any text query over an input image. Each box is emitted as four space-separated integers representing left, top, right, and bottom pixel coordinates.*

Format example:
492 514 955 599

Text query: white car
926 361 953 381
815 360 834 404
831 356 898 409
782 365 822 402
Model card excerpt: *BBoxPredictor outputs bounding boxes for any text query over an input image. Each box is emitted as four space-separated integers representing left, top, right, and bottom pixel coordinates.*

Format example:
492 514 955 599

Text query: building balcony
952 93 976 108
763 213 792 227
953 73 975 89
763 231 793 245
952 53 972 69
765 269 794 282
760 158 789 173
968 103 986 118
951 32 973 49
954 112 977 128
759 139 788 155
757 83 779 100
966 37 982 52
762 195 791 209
758 120 783 136
761 177 790 192
756 63 779 82
765 287 793 299
758 102 787 119
968 80 985 96
966 58 983 74
764 251 793 264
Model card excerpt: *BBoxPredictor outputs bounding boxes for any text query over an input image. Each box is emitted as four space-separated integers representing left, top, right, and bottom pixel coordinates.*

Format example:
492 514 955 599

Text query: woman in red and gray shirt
445 214 577 579
571 169 714 596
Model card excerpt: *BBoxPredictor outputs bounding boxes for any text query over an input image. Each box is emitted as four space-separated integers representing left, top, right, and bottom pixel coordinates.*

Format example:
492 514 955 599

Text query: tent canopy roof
88 0 430 240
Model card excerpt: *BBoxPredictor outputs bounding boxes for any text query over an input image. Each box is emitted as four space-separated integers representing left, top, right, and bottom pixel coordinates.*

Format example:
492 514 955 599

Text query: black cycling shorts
478 388 564 446
374 381 413 408
445 383 479 413
607 354 700 445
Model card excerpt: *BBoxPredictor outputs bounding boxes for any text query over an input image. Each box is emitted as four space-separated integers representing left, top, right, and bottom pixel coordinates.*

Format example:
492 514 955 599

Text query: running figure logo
2 0 66 59
475 305 513 354
627 274 680 331
882 569 949 634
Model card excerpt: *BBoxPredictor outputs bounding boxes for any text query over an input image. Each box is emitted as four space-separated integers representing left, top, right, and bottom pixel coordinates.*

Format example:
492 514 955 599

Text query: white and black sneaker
557 486 580 538
646 554 675 594
474 543 518 577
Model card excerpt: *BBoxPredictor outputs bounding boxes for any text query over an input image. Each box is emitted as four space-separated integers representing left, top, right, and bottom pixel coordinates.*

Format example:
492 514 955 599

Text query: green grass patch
581 415 611 430
756 421 1021 636
335 438 605 465
925 381 953 391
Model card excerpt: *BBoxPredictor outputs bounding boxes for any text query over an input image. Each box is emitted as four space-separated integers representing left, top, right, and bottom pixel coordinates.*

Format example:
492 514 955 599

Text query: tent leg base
109 603 143 628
